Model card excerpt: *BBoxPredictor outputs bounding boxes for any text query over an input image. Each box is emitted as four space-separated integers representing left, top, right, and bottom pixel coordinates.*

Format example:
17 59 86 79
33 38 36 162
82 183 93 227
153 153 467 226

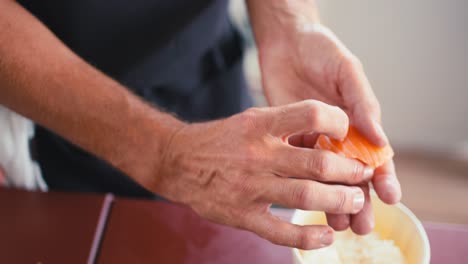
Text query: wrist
104 96 187 192
248 0 321 48
256 22 345 69
142 112 187 192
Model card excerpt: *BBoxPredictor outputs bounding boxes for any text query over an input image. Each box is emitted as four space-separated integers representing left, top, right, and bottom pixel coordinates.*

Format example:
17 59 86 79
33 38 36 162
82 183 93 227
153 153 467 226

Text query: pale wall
315 0 468 152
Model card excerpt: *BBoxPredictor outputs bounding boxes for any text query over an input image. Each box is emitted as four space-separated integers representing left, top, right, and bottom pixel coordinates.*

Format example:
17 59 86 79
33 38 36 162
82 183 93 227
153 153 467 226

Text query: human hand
148 100 375 249
258 24 401 234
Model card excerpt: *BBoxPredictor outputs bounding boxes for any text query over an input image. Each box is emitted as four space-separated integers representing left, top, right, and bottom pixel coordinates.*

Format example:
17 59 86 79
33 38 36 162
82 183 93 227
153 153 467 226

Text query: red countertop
1 188 467 264
0 188 110 264
96 198 291 264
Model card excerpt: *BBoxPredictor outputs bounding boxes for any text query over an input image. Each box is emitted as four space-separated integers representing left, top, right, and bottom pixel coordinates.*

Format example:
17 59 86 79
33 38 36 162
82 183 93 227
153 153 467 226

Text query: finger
326 213 350 231
273 146 374 184
350 184 374 235
372 159 401 204
339 56 388 147
269 100 349 140
246 211 334 250
261 177 365 214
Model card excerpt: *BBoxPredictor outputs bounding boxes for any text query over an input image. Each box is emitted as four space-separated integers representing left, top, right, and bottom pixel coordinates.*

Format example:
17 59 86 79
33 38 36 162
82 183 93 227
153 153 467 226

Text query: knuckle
238 107 262 134
296 154 312 175
263 225 276 242
303 99 319 110
267 228 293 248
304 100 322 129
332 189 348 212
297 231 314 250
350 163 364 182
313 152 332 177
294 182 313 209
255 222 277 244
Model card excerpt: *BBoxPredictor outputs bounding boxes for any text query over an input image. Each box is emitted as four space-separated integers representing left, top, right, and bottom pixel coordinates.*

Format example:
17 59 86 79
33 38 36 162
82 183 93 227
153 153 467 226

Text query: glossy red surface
1 188 467 264
0 188 107 264
97 198 291 264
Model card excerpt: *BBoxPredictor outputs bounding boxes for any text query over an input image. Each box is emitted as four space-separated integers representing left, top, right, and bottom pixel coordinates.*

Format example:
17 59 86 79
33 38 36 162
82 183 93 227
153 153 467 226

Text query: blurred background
230 0 468 224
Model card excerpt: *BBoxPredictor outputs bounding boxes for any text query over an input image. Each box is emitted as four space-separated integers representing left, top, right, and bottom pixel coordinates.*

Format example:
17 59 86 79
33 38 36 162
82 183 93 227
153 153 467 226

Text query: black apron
19 0 252 197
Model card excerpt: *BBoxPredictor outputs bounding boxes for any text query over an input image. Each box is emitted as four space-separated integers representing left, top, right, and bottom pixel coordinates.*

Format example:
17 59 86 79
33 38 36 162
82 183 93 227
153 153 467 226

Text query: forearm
0 1 185 189
247 0 321 47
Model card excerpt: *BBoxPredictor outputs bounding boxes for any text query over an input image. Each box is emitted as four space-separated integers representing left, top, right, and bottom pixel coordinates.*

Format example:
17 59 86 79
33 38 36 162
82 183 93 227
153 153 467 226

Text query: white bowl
291 192 431 263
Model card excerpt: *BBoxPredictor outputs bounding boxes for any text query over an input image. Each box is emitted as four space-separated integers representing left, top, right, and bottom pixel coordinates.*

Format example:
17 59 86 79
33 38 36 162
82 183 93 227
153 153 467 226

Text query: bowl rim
290 199 431 264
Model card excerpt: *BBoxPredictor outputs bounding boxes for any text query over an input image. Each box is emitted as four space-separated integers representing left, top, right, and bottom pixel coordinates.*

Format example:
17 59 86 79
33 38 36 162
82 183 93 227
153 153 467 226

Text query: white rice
302 229 405 264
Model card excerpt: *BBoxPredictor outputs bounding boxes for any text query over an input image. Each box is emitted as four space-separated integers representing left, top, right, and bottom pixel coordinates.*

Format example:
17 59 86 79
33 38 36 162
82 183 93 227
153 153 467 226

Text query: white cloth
0 106 47 191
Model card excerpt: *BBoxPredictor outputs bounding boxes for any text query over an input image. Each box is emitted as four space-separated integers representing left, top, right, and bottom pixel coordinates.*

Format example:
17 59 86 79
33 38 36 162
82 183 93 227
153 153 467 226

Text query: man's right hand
148 100 373 250
0 2 373 248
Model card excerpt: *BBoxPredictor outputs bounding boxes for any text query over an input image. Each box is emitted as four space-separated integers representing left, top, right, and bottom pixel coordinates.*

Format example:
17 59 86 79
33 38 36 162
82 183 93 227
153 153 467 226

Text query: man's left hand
257 23 401 235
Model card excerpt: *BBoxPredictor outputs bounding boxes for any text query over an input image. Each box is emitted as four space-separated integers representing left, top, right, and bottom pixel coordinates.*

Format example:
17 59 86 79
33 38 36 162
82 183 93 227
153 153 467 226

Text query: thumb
339 56 388 147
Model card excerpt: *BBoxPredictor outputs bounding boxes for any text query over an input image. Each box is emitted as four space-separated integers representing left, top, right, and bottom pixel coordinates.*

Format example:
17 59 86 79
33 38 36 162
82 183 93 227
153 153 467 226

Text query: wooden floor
394 149 468 225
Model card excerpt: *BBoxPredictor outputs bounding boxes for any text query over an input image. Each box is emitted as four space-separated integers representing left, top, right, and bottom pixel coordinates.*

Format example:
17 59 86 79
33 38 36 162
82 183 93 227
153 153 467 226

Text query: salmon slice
315 126 394 168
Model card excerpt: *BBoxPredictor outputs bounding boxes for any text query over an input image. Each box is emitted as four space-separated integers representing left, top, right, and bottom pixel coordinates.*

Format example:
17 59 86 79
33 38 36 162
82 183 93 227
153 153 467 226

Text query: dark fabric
19 0 252 197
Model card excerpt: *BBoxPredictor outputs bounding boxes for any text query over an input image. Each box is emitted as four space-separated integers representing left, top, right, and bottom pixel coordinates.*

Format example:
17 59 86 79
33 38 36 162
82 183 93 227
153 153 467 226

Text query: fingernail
320 229 334 246
353 191 365 213
363 166 374 181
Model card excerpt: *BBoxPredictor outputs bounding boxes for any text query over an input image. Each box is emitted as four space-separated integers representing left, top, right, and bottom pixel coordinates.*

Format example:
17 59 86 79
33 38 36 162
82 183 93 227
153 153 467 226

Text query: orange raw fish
315 126 394 168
